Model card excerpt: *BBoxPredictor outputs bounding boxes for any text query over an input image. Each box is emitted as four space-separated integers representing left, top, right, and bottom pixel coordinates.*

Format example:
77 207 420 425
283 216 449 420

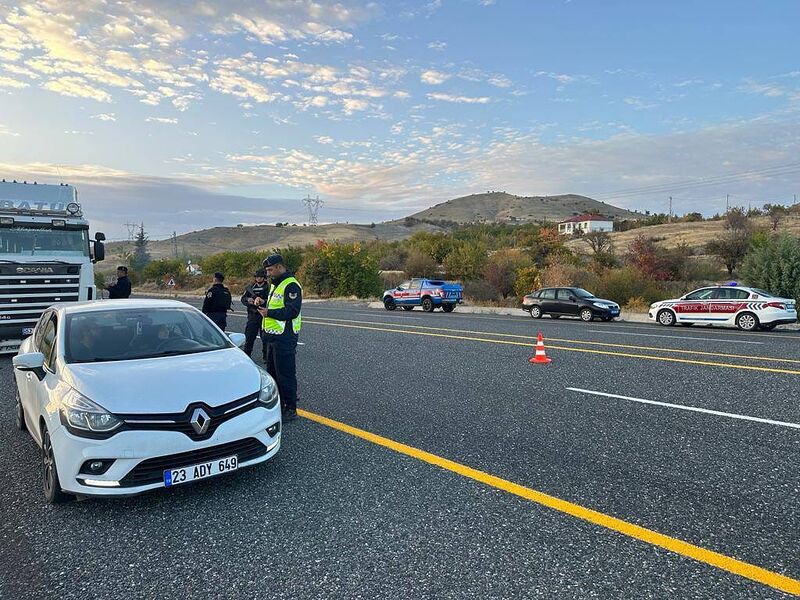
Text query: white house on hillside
558 214 614 235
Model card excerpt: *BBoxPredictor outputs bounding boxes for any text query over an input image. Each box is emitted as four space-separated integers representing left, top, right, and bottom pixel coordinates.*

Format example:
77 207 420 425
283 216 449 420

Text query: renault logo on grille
190 407 211 435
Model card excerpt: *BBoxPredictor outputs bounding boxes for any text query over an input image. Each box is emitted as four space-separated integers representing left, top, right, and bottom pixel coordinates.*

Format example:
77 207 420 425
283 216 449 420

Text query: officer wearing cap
257 254 302 421
202 272 232 330
240 268 270 360
105 266 131 299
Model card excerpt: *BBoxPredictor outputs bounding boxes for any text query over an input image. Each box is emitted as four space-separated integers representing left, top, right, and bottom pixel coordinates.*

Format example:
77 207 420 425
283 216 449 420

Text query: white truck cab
0 180 105 354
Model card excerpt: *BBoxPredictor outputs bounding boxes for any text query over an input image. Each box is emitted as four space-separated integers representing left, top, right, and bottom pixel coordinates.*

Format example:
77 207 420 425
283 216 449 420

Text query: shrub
592 267 665 305
200 251 264 278
741 233 800 301
298 242 382 298
513 266 541 297
462 279 498 302
623 296 651 312
443 242 487 280
404 250 439 277
483 249 534 298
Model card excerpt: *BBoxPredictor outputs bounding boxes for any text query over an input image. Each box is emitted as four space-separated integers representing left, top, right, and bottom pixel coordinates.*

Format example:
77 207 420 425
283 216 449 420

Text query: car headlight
592 302 609 309
61 389 122 433
257 368 280 409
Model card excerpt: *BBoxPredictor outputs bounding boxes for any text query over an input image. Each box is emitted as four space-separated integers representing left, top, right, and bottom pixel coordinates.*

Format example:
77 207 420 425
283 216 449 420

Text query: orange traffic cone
529 331 552 364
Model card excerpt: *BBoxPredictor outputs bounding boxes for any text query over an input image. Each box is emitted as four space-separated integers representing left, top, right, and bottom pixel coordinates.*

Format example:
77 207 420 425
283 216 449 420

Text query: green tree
483 249 533 299
298 242 381 298
403 250 438 277
443 242 487 280
130 223 150 271
742 234 800 300
513 266 541 297
705 231 752 276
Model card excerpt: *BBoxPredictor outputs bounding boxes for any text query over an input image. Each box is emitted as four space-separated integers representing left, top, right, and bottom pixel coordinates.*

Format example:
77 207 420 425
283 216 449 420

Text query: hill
405 192 642 225
567 215 800 254
105 220 447 264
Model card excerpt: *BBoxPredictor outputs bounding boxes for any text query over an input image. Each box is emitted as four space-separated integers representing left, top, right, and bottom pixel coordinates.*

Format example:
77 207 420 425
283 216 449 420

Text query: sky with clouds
0 0 799 239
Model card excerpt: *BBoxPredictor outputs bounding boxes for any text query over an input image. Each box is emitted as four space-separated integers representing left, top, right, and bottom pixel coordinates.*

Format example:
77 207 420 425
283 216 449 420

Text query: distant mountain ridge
406 192 641 225
106 191 640 263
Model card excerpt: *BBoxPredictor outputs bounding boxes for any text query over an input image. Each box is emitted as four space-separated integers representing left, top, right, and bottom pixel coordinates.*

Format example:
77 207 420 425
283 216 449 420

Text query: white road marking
586 329 764 345
297 342 305 346
567 388 800 430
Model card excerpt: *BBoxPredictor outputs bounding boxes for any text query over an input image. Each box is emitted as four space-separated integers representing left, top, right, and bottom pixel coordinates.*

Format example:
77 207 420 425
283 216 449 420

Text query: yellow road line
305 316 800 365
298 408 800 596
303 318 800 376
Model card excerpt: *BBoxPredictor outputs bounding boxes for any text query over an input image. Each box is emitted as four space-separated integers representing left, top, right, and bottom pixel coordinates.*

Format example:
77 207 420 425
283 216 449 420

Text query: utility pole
725 194 730 214
668 196 672 223
302 194 324 226
172 231 178 258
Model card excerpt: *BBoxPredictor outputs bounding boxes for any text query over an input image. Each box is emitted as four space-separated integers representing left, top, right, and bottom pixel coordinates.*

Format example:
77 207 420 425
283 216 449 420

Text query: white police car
649 284 797 331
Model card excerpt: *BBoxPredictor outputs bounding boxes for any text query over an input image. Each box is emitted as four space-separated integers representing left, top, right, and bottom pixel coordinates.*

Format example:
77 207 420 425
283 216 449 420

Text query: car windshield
0 225 90 256
65 307 231 363
572 288 595 298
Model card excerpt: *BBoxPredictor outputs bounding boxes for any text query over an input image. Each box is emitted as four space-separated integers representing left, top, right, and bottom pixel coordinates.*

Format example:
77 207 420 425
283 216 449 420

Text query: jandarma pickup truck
383 278 463 312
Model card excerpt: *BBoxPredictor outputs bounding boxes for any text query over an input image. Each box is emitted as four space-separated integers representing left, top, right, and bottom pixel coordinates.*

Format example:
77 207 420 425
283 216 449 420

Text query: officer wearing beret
258 254 302 421
240 268 270 361
202 271 232 330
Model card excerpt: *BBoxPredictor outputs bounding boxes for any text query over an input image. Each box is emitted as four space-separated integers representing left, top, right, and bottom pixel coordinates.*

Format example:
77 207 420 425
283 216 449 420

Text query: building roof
559 214 613 224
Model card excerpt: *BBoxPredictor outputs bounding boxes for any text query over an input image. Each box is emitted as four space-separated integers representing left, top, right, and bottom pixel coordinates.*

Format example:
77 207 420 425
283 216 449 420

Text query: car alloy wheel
529 306 542 319
580 308 594 322
736 312 758 331
657 309 675 326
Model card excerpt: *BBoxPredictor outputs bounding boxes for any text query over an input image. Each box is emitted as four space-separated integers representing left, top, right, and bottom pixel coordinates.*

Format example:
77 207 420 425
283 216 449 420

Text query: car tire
442 304 455 313
736 312 759 332
759 323 777 331
15 387 26 432
421 297 434 312
657 309 676 326
402 306 414 311
384 297 397 311
529 305 542 319
580 308 594 322
42 427 73 505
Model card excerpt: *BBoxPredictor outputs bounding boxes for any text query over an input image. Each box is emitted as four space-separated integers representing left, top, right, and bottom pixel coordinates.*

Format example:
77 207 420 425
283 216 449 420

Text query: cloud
0 124 20 136
427 41 446 51
145 117 178 124
42 76 111 101
535 71 578 84
91 113 116 121
427 92 490 104
488 74 512 88
0 74 29 88
342 97 369 113
315 135 334 144
420 69 450 85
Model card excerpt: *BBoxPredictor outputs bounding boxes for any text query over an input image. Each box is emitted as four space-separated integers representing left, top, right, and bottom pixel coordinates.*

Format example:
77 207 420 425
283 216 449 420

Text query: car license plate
164 455 238 487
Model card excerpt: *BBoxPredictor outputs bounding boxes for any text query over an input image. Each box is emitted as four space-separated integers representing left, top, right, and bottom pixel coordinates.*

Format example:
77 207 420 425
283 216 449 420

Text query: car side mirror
95 232 106 241
13 352 46 380
228 332 246 348
92 240 105 263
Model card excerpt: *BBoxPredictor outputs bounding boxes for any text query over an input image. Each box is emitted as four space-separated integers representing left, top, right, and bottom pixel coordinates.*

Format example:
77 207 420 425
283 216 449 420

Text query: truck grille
0 263 81 337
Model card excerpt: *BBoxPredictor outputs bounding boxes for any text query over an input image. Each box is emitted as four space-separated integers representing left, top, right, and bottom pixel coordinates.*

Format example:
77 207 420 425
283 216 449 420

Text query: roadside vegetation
127 203 800 309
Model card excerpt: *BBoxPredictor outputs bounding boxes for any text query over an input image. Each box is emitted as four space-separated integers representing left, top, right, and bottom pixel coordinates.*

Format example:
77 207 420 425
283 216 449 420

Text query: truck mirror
95 232 106 241
92 240 105 263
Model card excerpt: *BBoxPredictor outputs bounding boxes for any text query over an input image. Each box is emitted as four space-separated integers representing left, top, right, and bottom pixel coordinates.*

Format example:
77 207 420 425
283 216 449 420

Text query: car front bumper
50 405 281 496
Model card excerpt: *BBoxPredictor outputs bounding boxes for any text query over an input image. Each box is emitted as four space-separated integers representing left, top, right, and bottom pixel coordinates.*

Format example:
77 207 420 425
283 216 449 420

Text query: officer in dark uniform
202 272 232 330
240 268 269 360
258 254 302 421
105 266 132 299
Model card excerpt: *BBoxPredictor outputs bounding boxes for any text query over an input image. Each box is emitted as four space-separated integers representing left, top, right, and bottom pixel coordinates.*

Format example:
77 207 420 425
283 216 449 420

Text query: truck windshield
0 226 89 256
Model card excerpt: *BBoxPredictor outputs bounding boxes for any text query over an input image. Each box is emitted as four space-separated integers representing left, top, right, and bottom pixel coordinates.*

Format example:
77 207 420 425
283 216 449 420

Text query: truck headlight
60 389 122 433
257 369 280 409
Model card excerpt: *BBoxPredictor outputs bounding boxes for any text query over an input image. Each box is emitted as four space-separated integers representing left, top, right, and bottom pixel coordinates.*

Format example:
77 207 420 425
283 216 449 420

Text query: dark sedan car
521 287 620 322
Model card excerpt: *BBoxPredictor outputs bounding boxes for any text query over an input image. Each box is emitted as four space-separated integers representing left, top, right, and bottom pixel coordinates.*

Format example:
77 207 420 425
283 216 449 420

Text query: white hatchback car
12 299 282 503
649 285 797 331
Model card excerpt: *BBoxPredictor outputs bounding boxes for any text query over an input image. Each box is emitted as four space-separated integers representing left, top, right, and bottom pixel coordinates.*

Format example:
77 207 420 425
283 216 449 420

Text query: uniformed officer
105 266 132 299
240 268 269 360
202 272 232 330
258 254 302 421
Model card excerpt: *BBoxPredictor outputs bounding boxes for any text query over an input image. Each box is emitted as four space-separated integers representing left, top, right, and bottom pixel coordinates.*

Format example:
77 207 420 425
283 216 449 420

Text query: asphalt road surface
2 300 799 599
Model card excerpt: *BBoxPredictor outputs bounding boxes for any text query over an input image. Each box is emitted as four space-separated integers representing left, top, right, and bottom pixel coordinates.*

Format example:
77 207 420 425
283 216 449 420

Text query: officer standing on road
258 254 302 421
202 272 232 330
105 266 132 299
240 268 269 361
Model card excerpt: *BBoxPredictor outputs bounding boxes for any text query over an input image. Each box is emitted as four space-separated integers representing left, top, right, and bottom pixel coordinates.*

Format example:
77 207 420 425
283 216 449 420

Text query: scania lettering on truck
0 180 105 354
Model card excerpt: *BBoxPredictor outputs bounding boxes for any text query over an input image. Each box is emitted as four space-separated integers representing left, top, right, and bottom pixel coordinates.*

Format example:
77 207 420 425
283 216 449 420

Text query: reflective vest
262 277 302 335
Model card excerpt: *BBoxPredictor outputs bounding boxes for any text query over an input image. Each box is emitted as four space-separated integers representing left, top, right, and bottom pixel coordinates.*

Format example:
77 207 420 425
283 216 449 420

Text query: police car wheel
529 306 542 319
657 309 676 326
736 312 759 331
384 298 397 311
421 298 434 312
580 308 594 322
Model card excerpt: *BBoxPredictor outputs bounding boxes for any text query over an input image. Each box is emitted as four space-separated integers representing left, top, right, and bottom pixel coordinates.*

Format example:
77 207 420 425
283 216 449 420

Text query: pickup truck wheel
384 297 397 311
421 297 434 312
442 304 455 313
402 306 414 311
